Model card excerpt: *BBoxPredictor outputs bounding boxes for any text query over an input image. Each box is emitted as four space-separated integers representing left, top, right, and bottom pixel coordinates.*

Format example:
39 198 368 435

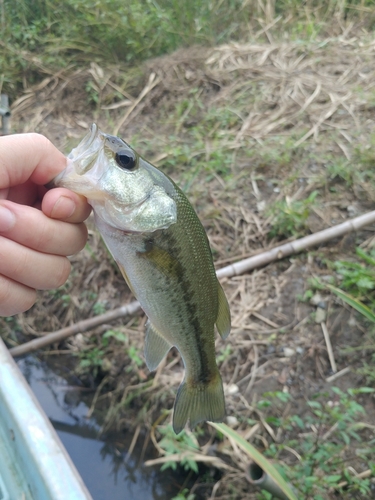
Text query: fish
52 124 231 434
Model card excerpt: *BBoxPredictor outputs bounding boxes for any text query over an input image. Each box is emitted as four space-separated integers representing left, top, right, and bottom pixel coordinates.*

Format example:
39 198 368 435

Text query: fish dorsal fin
144 321 172 372
216 282 231 340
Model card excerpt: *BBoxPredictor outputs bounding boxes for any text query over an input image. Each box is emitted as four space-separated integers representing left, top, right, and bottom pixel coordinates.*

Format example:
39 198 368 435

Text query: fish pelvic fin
145 321 172 372
173 372 226 434
216 282 231 340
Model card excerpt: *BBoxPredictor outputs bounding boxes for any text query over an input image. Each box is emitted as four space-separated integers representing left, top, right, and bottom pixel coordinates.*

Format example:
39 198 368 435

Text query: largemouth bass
53 124 231 433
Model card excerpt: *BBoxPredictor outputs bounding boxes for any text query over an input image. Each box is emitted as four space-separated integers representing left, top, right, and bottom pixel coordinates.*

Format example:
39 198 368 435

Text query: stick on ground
321 321 337 373
217 210 375 278
9 301 141 357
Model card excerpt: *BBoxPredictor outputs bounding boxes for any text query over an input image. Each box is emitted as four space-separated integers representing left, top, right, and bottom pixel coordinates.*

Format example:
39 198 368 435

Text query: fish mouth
74 123 99 152
67 123 105 173
49 123 104 195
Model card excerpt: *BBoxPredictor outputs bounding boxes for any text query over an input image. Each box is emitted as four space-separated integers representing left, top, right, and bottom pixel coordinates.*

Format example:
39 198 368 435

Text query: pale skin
0 133 91 316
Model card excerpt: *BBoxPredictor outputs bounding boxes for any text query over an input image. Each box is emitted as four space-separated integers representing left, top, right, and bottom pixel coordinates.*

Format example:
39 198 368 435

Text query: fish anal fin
216 282 231 340
173 372 226 434
144 321 172 372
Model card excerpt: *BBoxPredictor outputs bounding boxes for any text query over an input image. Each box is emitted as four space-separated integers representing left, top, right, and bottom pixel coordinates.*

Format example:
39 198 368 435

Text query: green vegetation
321 249 375 386
158 424 200 473
76 328 142 378
335 249 375 298
171 489 195 500
3 0 375 97
211 421 298 500
162 387 374 498
268 191 318 239
260 388 375 498
1 0 244 96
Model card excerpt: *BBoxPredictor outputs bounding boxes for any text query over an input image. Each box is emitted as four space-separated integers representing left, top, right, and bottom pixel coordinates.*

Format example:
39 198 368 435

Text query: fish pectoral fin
215 282 231 340
144 321 172 372
173 373 226 434
117 263 137 298
139 242 181 279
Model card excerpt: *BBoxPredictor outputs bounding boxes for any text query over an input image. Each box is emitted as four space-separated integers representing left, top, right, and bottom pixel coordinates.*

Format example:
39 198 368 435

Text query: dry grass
11 30 375 146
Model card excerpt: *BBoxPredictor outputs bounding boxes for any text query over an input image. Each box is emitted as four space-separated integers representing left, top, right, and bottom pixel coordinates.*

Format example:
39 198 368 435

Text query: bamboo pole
9 210 375 357
9 301 141 357
216 210 375 278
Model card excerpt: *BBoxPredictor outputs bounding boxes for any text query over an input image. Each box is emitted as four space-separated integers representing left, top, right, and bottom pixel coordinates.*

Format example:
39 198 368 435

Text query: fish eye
115 150 137 171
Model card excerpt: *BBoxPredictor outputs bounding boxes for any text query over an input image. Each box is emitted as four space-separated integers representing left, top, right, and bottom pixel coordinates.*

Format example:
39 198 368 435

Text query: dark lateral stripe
161 213 214 384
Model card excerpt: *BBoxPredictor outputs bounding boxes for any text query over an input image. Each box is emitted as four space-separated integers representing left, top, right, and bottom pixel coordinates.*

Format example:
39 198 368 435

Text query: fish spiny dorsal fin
215 282 231 340
144 321 172 372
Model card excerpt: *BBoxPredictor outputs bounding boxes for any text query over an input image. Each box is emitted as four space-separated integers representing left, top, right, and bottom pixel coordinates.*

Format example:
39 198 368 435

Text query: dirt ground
2 31 375 499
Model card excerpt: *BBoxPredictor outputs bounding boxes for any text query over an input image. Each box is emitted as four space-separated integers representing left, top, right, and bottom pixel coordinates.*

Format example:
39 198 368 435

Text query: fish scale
52 124 231 433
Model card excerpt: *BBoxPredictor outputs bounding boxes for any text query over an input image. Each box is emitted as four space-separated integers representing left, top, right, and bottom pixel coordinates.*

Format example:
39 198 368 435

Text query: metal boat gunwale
0 337 92 500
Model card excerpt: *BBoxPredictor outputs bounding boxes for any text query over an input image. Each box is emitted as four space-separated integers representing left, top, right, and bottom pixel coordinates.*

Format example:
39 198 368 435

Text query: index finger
0 133 67 189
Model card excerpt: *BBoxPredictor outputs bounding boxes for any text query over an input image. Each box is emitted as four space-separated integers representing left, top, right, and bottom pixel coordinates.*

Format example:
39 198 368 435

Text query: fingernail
0 206 16 231
51 196 76 219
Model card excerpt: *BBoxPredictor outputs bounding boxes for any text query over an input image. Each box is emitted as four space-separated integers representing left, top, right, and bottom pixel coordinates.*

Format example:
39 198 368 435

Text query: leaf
208 422 298 500
326 284 375 323
356 277 375 290
356 247 375 267
326 474 342 484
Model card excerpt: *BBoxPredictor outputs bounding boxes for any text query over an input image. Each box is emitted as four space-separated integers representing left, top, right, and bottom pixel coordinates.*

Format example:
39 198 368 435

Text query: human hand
0 133 91 316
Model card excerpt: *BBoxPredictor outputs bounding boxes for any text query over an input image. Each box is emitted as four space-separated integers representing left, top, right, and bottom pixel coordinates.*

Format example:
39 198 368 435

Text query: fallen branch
10 210 375 357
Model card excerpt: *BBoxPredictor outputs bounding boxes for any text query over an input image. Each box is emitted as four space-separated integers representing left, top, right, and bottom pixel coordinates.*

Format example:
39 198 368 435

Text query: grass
267 191 319 239
261 388 375 499
1 0 245 97
320 249 375 387
151 387 375 499
3 0 375 98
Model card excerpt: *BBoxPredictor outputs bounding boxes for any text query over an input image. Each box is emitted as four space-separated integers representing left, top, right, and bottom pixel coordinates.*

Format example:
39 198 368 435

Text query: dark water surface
16 357 184 500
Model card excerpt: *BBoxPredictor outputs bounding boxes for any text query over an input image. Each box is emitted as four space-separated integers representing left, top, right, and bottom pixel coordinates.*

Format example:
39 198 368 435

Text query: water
16 357 184 500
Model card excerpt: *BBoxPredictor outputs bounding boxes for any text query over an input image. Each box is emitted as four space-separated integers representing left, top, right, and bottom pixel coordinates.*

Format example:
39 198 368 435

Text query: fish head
53 124 177 232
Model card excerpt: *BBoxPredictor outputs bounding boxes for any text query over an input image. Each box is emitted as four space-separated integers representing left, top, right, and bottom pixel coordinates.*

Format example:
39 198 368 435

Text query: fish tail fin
173 373 226 434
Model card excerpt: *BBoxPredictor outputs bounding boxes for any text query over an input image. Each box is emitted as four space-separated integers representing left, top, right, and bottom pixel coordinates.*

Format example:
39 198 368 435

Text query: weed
326 248 375 304
297 288 314 302
171 489 195 500
335 259 375 298
260 387 375 498
158 424 200 473
217 345 232 364
102 329 127 345
323 248 375 386
85 80 100 105
325 158 354 186
48 284 71 307
126 346 143 371
92 301 107 315
268 191 318 239
76 327 142 378
357 362 375 385
77 346 104 378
